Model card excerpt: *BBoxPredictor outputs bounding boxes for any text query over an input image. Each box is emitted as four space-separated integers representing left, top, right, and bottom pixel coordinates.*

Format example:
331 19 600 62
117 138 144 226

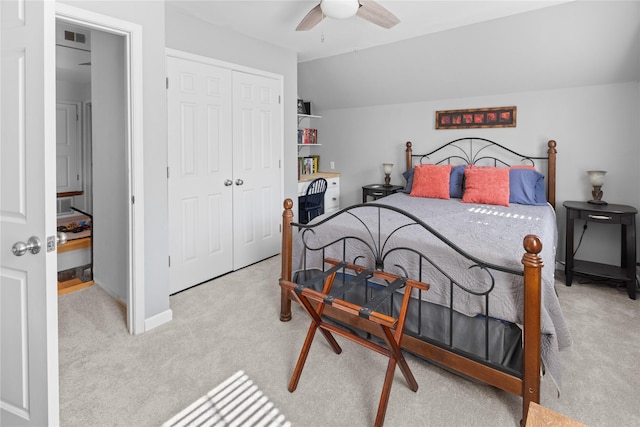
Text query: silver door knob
224 179 233 186
57 232 68 246
235 179 244 186
12 236 42 256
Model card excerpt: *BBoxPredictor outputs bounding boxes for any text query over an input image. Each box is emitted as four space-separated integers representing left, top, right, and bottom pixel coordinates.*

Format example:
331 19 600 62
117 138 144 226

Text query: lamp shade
586 170 606 186
383 163 393 174
321 0 359 19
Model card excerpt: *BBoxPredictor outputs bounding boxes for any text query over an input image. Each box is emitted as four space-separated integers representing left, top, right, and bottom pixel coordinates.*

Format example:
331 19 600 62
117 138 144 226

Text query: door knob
12 236 42 256
57 232 68 246
224 179 233 186
235 179 244 186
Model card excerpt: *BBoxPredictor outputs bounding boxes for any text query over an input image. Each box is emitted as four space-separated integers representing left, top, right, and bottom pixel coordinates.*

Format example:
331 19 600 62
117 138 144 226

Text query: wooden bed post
280 198 294 322
547 140 557 209
405 141 413 170
521 235 543 426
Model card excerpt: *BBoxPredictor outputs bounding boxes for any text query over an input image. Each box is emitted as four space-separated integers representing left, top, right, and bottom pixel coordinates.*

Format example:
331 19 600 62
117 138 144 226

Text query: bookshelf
297 113 322 154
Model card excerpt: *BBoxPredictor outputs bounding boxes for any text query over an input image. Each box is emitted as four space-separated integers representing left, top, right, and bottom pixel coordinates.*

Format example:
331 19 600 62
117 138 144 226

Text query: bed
279 138 570 425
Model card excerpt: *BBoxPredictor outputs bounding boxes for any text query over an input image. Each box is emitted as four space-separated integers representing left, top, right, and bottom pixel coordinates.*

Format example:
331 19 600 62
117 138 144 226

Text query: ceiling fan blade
296 3 325 31
356 0 400 29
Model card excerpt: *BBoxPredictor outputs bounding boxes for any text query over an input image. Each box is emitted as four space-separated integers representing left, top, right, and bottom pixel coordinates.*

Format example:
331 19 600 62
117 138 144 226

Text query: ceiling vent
64 30 86 44
56 23 91 51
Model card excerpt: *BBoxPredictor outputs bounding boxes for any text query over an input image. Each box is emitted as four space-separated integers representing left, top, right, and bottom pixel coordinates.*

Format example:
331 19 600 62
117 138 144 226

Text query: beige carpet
162 370 291 427
58 255 640 426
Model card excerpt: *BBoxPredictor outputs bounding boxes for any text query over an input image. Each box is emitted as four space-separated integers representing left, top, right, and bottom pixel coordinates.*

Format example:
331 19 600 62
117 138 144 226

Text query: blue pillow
401 168 414 193
509 169 547 205
449 165 466 198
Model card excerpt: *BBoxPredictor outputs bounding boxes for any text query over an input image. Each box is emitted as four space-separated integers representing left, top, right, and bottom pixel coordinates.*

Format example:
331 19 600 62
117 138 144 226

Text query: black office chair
299 178 327 224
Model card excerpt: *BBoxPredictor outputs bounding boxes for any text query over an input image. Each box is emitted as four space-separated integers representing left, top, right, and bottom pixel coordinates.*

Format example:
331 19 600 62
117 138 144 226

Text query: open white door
1 1 59 425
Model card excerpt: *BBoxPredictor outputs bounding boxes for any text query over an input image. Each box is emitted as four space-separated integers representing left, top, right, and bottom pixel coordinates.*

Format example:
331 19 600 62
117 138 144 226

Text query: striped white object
163 371 291 427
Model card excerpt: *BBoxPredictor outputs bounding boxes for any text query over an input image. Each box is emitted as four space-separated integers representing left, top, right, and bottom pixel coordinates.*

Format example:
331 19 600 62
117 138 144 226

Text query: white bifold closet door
167 55 282 294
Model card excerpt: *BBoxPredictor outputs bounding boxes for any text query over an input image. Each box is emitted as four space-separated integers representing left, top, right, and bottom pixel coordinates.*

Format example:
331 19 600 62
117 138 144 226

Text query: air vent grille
64 30 87 44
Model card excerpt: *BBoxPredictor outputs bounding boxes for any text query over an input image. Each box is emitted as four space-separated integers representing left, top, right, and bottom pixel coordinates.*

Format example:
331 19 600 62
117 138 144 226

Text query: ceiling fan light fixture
320 0 359 20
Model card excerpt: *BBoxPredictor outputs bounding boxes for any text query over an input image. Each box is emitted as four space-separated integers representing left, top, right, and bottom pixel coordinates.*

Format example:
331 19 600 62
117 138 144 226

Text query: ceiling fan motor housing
321 0 359 19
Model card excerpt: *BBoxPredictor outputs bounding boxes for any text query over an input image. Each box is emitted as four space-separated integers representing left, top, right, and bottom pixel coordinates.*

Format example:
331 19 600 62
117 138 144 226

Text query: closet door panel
168 57 233 294
232 71 282 269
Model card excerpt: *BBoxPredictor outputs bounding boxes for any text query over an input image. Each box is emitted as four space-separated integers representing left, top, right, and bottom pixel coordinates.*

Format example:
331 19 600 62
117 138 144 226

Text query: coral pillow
462 166 510 206
410 164 452 199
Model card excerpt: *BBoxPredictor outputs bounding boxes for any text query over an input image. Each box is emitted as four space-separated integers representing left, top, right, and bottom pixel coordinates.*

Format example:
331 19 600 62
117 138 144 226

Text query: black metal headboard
404 137 557 208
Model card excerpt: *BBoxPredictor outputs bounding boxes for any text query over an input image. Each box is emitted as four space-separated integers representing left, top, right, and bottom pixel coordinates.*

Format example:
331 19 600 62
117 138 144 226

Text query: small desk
563 201 637 299
362 184 404 203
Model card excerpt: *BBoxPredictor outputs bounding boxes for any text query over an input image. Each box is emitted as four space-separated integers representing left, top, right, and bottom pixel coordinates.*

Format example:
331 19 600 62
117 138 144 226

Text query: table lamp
383 163 393 187
586 170 607 205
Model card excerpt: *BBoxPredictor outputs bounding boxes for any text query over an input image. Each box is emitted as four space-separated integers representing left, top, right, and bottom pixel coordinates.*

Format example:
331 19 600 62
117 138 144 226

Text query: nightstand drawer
573 209 630 225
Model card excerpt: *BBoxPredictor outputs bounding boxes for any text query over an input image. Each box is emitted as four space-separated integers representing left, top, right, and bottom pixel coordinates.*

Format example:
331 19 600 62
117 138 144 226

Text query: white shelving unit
297 113 322 152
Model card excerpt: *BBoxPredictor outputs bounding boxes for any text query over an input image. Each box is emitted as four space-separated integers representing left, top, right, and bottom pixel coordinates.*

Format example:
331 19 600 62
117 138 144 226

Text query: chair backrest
304 178 327 208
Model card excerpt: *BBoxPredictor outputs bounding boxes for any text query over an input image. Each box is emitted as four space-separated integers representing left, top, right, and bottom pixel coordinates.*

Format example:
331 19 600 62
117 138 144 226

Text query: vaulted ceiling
168 0 573 62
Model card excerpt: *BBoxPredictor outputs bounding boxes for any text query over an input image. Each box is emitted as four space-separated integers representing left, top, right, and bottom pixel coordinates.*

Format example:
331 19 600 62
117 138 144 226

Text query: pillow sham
449 165 466 198
402 164 466 197
410 164 452 199
509 168 547 205
401 168 414 193
462 166 510 206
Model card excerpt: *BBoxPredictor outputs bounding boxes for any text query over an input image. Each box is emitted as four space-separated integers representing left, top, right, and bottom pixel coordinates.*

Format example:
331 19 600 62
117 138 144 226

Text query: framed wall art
435 106 517 129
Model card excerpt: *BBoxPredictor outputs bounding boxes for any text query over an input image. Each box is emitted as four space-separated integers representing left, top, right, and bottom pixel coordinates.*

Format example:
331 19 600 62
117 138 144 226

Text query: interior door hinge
131 195 135 204
166 77 169 89
168 256 171 267
278 95 281 104
167 166 170 179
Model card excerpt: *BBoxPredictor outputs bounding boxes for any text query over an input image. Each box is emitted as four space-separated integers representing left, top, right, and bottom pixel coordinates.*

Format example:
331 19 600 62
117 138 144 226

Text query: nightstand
362 184 404 203
563 201 637 299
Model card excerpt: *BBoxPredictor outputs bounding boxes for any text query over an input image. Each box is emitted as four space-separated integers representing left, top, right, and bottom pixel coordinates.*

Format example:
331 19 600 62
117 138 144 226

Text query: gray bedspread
291 193 571 386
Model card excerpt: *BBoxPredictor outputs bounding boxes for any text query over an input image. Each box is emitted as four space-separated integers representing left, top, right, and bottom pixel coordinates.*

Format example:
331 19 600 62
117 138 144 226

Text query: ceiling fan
296 0 400 31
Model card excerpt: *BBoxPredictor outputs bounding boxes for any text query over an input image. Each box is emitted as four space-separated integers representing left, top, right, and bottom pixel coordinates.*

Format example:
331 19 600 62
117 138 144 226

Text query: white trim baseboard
145 309 173 332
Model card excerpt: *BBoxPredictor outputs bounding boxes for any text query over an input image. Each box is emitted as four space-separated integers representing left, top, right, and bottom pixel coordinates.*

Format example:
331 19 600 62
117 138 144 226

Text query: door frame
56 3 145 334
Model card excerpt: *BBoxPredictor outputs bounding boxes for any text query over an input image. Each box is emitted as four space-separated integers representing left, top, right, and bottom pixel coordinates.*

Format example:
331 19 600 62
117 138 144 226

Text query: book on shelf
298 155 320 179
297 128 318 144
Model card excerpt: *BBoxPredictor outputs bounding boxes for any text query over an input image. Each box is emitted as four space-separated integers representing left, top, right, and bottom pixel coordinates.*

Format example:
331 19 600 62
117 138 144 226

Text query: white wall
60 0 170 321
56 80 90 102
91 30 128 302
308 82 640 265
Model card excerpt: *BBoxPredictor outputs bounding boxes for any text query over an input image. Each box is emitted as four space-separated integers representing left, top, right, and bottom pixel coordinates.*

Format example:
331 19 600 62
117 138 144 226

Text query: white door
56 102 81 193
232 72 282 269
167 57 233 294
1 1 59 426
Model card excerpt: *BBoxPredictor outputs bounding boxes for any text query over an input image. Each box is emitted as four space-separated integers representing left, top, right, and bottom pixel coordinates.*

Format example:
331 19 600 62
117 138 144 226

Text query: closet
167 52 283 294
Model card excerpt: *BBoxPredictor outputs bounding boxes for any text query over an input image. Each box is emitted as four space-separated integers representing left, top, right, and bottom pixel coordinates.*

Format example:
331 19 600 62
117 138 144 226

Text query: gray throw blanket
291 193 571 388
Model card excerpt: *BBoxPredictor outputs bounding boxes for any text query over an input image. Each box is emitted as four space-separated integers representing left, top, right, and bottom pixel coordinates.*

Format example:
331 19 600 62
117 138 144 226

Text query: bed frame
279 138 557 425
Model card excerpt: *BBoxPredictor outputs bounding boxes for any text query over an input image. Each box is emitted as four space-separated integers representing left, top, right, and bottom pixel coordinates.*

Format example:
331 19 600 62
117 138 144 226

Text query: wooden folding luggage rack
279 258 430 427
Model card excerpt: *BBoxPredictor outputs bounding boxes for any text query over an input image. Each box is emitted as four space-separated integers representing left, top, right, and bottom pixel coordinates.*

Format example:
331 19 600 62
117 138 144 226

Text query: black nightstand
563 201 637 299
362 184 404 203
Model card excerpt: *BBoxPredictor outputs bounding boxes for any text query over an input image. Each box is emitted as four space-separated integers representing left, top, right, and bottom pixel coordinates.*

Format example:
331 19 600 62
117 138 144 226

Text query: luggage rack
279 257 430 427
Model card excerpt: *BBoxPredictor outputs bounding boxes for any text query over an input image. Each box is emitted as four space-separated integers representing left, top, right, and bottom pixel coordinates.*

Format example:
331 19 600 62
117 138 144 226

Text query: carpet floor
58 255 640 426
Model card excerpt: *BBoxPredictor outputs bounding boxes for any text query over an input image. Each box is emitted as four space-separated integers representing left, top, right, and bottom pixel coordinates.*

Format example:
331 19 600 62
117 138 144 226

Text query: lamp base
588 199 608 205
